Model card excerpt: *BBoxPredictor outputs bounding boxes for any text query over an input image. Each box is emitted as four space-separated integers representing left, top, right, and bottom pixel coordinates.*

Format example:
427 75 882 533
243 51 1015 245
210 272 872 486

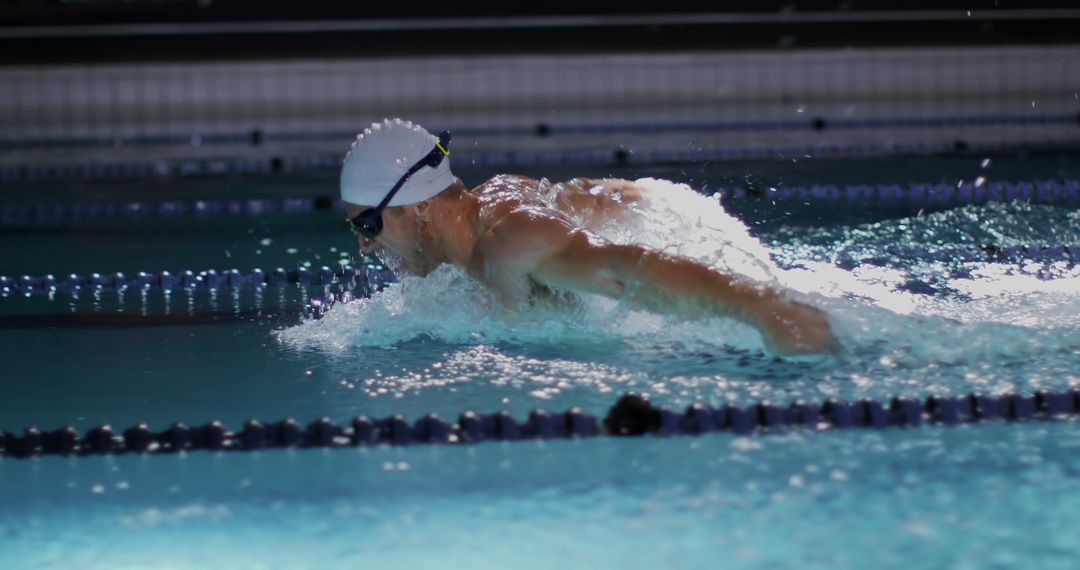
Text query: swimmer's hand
753 300 841 356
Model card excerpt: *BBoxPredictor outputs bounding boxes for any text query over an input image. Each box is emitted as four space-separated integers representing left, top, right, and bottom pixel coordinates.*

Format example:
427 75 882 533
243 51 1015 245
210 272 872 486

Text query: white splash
277 178 779 353
278 177 1080 364
603 178 779 284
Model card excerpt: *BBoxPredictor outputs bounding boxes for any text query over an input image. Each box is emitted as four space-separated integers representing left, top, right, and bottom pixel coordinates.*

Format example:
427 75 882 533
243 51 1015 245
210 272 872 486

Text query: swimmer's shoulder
472 174 550 216
467 174 536 237
474 173 539 193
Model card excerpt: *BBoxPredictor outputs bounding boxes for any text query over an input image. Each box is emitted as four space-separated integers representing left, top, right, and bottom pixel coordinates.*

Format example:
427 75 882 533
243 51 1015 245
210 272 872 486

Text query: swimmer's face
344 202 441 277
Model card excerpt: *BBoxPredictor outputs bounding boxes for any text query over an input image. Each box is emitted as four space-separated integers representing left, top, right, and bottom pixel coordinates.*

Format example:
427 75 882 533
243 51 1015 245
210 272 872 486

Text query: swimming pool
2 153 1079 568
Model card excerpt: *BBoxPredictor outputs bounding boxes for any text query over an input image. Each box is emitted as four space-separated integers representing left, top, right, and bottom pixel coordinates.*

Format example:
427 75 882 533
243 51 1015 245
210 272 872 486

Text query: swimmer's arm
528 226 838 355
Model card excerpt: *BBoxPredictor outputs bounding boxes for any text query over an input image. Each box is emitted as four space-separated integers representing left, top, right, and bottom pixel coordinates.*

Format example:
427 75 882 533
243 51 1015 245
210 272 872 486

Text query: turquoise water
1 156 1080 566
2 424 1079 569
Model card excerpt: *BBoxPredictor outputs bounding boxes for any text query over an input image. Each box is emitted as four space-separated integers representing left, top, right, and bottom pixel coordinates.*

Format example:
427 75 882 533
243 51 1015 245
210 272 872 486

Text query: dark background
1 1 1078 26
3 1 1079 63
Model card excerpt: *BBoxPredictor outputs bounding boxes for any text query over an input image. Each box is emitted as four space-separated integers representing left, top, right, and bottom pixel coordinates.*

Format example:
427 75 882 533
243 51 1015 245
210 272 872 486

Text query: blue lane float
715 179 1080 206
0 196 338 226
0 265 397 299
827 244 1080 275
1 391 1077 459
3 242 1076 300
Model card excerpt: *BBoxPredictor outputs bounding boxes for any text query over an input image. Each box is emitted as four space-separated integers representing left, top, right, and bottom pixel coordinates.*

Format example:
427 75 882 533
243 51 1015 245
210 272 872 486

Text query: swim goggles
346 130 452 239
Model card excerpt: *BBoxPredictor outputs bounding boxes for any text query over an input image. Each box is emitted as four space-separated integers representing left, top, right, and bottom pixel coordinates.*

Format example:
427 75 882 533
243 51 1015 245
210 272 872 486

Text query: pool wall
2 46 1078 180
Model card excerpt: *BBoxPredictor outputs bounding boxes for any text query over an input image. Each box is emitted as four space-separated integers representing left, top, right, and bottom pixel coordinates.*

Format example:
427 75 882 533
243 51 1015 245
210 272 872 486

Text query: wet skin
346 175 839 356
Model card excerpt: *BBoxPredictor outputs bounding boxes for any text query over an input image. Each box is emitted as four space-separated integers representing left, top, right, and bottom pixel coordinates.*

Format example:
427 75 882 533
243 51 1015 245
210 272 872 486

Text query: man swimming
341 119 839 355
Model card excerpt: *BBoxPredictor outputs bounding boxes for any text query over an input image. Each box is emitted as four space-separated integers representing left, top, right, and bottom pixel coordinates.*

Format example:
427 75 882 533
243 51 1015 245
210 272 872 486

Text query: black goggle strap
368 130 452 216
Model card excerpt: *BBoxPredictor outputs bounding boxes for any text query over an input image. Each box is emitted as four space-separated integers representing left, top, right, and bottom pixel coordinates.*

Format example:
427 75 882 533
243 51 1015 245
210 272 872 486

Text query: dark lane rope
1 392 1076 459
2 179 1077 226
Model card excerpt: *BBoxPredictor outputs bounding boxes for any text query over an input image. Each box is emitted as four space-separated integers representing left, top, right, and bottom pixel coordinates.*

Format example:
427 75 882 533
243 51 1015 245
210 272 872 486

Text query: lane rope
1 197 338 226
717 178 1080 204
2 179 1078 228
0 265 394 300
1 391 1076 459
3 242 1075 300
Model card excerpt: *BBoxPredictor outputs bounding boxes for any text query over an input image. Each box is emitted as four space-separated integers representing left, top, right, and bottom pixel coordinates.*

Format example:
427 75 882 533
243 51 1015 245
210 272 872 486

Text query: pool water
3 424 1080 569
1 155 1079 567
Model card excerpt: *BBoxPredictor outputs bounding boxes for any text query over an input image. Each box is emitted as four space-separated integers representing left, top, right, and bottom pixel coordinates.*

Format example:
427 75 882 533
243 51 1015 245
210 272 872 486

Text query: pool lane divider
0 265 397 304
1 392 1077 459
0 196 338 226
2 179 1078 227
4 242 1077 300
719 178 1080 205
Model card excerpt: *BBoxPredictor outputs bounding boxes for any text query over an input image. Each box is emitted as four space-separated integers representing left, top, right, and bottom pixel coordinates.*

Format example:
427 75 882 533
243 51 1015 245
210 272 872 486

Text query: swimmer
341 119 839 355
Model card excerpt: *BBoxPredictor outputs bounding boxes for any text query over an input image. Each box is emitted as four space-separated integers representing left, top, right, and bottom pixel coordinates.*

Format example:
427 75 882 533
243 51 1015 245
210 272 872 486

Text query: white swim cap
340 118 455 207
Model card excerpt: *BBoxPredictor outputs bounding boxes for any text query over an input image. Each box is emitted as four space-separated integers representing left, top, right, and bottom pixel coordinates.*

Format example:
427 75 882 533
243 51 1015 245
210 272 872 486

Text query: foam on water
277 178 777 352
599 178 779 283
276 179 1080 404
